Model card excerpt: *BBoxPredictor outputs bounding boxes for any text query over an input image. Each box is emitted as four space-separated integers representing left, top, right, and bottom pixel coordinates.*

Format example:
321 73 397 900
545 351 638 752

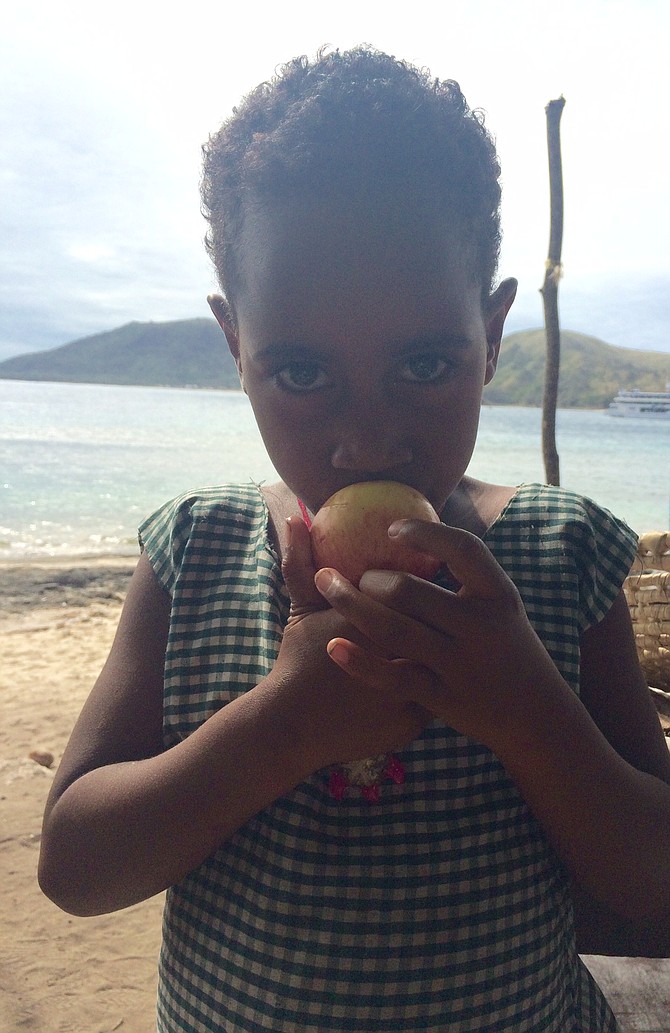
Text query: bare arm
39 524 426 916
39 552 316 914
572 591 670 955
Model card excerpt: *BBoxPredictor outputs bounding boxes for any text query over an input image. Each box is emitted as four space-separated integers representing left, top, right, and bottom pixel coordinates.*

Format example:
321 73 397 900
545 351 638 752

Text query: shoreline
0 553 138 570
0 555 137 620
0 551 139 568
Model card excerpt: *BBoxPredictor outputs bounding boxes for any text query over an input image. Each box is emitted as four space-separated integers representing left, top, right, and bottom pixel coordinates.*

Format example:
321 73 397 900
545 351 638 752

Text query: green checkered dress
140 482 636 1033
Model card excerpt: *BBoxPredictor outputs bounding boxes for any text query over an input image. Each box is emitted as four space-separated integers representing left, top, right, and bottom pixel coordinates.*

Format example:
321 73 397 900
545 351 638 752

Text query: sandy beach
2 557 669 1032
0 556 164 1033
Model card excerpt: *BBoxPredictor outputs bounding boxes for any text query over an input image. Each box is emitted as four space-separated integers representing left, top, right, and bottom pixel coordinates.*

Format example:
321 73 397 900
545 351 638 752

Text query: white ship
608 384 670 418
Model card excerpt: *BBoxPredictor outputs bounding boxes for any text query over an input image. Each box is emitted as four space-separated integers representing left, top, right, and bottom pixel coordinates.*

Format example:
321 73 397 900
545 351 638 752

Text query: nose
331 439 413 472
330 401 413 473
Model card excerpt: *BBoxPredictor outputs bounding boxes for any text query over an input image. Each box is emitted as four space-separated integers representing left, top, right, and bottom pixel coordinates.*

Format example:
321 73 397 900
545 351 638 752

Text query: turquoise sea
1 379 668 559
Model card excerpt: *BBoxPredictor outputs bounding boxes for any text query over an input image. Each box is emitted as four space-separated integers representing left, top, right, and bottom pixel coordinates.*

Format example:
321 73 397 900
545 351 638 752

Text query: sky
1 0 669 361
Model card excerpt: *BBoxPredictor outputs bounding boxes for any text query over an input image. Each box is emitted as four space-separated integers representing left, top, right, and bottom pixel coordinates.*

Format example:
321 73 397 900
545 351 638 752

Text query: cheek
422 389 483 477
454 394 483 450
250 378 336 443
248 395 326 475
251 393 314 442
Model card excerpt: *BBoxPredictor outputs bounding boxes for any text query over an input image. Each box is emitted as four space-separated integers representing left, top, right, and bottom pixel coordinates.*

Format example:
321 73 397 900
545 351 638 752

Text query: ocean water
1 379 668 559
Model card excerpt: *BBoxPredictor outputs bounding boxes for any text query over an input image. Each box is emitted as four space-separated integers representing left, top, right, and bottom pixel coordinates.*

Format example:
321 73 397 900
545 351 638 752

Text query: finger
357 562 523 645
326 638 444 712
315 568 449 668
358 568 464 633
326 636 393 682
282 516 326 612
389 520 513 599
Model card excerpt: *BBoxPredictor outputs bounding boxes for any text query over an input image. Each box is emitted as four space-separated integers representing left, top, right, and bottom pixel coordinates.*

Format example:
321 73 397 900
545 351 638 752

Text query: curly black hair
201 46 502 326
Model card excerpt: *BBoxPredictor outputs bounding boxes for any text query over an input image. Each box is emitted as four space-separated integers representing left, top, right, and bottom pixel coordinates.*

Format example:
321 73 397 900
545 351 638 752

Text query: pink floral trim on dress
327 754 405 803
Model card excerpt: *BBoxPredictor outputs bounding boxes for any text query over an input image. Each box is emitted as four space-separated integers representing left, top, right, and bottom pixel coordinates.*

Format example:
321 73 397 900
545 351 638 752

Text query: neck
442 478 516 536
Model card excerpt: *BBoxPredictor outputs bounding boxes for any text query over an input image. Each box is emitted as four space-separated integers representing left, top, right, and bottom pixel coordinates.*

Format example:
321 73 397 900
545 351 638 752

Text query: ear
207 294 246 391
483 278 517 384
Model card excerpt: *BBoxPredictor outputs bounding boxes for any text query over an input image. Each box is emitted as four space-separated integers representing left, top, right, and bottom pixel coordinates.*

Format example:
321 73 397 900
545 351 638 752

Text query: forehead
235 197 483 342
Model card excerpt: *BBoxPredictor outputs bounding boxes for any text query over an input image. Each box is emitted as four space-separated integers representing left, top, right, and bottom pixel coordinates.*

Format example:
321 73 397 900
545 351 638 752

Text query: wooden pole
540 96 566 486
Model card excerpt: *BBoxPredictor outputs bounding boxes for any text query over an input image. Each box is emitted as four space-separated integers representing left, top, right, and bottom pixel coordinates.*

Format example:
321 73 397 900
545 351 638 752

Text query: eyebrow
394 334 475 353
251 342 325 365
253 334 474 363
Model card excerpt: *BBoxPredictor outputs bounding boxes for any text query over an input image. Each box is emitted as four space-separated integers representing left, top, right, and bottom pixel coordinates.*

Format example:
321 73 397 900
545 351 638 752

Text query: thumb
282 515 326 613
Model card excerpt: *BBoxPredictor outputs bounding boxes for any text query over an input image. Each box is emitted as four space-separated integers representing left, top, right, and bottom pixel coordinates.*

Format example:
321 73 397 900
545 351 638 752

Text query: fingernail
358 569 391 592
314 568 334 594
327 639 349 664
388 521 403 537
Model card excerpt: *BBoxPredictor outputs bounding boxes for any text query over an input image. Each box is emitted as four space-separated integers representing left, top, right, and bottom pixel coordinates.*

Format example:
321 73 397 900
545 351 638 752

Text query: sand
0 557 163 1033
1 558 669 1032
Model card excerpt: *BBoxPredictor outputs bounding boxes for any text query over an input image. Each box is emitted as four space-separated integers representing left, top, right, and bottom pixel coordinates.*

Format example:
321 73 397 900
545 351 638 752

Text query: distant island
1 318 669 410
0 319 241 391
484 328 670 409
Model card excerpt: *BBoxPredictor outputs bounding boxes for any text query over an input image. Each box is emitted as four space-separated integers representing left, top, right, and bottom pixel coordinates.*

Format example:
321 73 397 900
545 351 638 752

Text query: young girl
39 47 670 1032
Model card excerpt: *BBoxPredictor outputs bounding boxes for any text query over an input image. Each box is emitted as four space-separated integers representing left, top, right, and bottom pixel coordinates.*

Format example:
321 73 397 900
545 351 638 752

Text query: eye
276 361 330 393
400 354 450 384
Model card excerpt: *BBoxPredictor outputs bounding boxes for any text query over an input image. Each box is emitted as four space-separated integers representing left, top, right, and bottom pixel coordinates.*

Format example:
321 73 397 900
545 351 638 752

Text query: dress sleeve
575 497 638 632
138 493 197 596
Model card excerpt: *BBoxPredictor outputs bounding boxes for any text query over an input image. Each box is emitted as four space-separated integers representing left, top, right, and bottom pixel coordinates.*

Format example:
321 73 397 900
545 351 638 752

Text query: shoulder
499 481 621 519
495 482 636 548
138 483 269 594
141 483 265 532
492 482 638 629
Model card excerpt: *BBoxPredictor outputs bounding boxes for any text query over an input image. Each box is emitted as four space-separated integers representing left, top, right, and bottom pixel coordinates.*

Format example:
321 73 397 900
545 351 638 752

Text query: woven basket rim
625 531 670 692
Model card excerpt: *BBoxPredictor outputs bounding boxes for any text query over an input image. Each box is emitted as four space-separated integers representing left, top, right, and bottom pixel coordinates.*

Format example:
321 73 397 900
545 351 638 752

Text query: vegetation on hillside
1 320 669 409
484 329 670 409
0 319 240 389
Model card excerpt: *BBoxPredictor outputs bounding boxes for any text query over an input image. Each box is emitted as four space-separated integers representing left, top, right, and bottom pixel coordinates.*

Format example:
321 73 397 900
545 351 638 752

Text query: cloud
1 0 669 360
503 273 670 355
0 44 217 358
66 243 117 263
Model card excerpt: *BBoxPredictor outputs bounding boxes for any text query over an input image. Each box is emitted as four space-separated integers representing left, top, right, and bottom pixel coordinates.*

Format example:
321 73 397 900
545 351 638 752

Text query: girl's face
221 197 515 517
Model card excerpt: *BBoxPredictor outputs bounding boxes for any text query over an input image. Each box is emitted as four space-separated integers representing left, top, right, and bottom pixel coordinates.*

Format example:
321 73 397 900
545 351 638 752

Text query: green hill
484 329 670 409
0 318 240 389
1 319 669 408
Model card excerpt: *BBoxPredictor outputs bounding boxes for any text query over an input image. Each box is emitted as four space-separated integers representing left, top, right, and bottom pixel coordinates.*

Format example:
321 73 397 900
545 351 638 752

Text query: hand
313 519 567 751
272 517 430 768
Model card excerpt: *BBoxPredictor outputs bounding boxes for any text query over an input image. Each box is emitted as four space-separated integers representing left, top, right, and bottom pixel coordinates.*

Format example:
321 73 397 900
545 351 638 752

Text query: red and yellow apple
309 481 441 586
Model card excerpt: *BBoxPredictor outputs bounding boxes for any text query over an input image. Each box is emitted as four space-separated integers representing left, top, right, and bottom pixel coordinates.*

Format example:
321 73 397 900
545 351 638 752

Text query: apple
309 481 441 586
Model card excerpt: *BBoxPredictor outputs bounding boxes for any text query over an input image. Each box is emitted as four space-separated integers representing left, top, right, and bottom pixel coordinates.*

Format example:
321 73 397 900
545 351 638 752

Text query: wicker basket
623 531 670 694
